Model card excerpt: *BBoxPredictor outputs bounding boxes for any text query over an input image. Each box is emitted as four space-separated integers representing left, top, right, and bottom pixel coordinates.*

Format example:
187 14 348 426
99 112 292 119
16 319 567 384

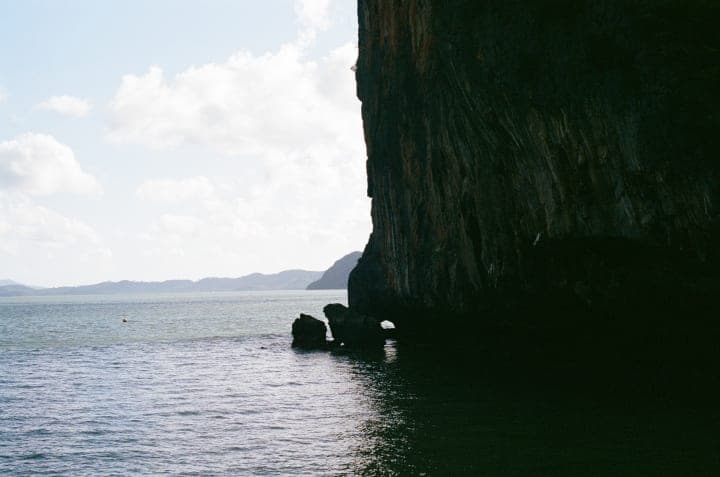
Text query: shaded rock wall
349 0 720 330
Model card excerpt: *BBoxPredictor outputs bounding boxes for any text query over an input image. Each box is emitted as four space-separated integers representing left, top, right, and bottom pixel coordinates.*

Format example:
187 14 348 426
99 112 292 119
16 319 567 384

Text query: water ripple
2 291 719 475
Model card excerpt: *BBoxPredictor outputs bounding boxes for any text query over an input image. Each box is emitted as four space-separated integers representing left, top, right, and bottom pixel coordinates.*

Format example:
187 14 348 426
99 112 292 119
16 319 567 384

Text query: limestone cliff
349 0 720 332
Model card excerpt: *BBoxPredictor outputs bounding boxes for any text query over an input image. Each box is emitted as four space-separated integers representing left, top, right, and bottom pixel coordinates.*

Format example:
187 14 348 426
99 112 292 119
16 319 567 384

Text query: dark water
1 291 718 475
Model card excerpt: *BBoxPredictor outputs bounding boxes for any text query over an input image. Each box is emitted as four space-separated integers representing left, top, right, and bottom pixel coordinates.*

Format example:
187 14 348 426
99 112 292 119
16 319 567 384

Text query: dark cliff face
349 0 720 330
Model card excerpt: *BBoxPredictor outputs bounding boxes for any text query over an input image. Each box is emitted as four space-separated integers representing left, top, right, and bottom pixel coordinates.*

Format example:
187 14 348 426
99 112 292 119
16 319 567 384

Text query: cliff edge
349 1 720 336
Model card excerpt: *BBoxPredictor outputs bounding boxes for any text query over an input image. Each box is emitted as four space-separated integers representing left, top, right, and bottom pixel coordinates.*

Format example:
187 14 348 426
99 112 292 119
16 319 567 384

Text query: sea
1 290 718 475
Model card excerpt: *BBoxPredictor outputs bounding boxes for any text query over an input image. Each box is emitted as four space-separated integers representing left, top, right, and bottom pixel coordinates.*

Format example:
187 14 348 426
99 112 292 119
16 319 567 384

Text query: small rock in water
291 313 327 349
122 317 128 323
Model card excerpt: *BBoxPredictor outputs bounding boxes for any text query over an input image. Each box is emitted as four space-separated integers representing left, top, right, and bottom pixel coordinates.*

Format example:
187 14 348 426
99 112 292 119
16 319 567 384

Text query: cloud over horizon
106 0 370 278
134 171 369 277
0 191 112 286
0 133 108 284
0 0 367 286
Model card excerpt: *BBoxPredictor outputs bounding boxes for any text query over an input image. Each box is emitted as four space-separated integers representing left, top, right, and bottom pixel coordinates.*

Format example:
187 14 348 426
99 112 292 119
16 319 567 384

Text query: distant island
306 252 361 290
0 270 321 297
0 251 362 297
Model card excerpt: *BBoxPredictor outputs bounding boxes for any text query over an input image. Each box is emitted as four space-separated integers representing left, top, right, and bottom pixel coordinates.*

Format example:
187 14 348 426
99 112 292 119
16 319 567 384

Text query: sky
0 0 371 287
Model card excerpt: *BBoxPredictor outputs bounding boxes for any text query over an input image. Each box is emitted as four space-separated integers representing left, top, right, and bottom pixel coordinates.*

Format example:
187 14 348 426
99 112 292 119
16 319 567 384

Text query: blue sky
0 0 370 287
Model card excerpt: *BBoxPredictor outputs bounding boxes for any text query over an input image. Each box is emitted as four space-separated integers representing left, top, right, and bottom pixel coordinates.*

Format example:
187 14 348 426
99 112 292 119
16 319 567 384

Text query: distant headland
306 252 361 290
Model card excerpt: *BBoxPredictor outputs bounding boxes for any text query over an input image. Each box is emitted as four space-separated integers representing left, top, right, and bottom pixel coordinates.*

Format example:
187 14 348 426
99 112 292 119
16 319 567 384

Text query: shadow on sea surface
329 336 720 476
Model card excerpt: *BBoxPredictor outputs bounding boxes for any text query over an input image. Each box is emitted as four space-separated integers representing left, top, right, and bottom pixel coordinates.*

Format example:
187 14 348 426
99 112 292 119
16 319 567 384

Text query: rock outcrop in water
291 314 328 349
349 1 720 337
291 308 385 349
323 303 385 348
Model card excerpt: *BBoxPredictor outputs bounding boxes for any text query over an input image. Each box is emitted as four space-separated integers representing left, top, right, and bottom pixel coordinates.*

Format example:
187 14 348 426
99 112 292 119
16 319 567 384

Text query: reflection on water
341 341 720 476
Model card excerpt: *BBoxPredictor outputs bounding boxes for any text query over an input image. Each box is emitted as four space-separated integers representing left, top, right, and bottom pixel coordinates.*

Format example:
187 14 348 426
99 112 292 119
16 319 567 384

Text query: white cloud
0 133 102 196
158 214 203 236
135 173 370 275
106 0 370 277
0 193 99 250
0 132 107 284
136 176 215 203
295 0 332 31
107 39 361 157
107 0 359 163
0 191 112 286
108 20 370 273
37 95 91 118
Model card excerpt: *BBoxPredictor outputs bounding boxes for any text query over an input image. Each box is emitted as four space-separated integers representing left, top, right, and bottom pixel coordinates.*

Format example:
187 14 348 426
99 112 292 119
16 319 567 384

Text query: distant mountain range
0 251 364 298
306 251 362 290
0 270 323 297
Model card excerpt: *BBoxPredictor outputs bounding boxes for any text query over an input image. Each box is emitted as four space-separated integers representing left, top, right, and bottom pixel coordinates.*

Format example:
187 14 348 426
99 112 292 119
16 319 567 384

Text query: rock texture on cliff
349 1 720 332
307 252 362 290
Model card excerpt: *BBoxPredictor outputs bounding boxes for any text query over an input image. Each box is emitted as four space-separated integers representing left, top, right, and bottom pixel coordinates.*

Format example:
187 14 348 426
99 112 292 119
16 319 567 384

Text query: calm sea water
1 291 718 475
